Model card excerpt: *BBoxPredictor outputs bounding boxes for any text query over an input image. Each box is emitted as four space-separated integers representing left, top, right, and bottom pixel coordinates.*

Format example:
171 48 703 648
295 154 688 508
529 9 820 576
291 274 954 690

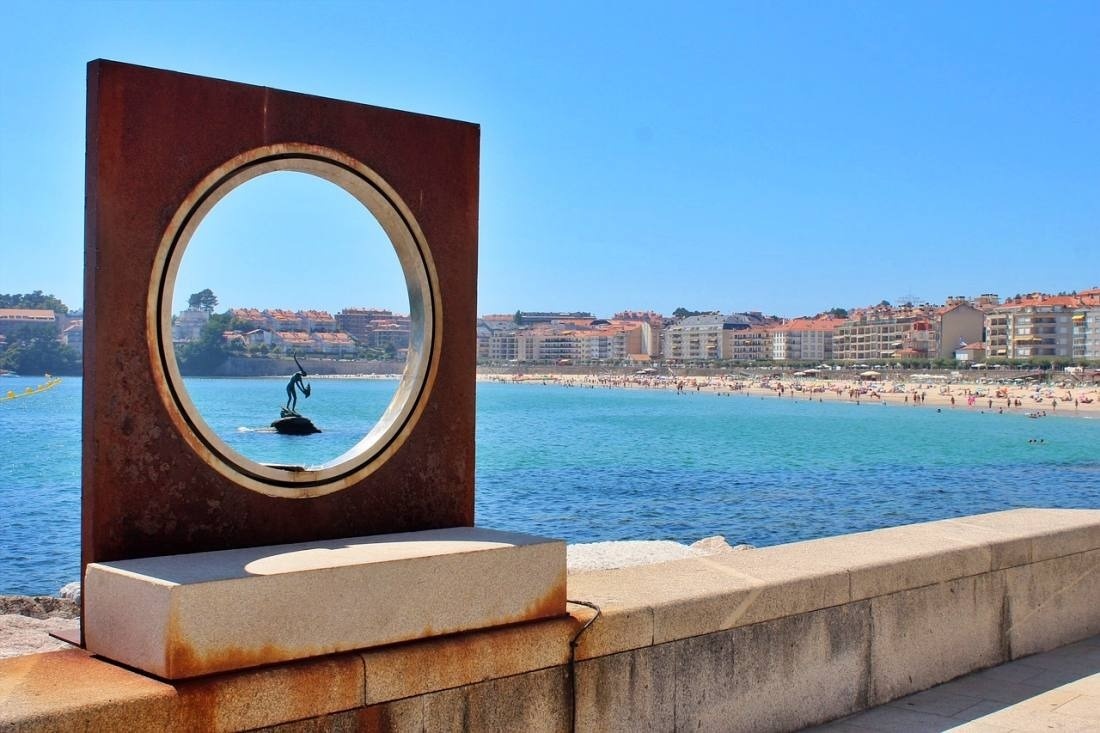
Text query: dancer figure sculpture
285 355 312 415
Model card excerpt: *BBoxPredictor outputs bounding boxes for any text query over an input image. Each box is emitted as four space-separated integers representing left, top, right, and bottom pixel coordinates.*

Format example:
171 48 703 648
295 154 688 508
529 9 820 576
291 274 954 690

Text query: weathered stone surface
710 602 871 733
85 527 566 679
574 603 870 733
690 535 753 553
566 574 656 660
361 611 577 704
703 548 851 627
0 646 366 733
791 523 993 601
567 540 704 572
869 573 1007 705
0 596 78 619
1005 548 1100 659
574 642 677 732
0 615 79 659
358 666 569 733
5 511 1100 732
0 649 175 732
57 583 82 604
173 652 365 732
949 508 1100 568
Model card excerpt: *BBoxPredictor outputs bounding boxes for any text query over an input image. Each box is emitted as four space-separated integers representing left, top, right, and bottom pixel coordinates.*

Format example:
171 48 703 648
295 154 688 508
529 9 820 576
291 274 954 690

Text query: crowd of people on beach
480 369 1100 417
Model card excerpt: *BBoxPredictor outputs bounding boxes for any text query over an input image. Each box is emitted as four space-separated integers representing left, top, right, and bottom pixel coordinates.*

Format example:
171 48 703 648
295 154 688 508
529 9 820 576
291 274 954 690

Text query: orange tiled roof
778 318 845 332
314 332 354 344
0 309 56 320
276 331 312 343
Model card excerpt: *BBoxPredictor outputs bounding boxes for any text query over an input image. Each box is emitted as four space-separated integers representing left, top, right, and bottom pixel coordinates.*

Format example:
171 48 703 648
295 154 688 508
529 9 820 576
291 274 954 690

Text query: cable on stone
566 598 602 733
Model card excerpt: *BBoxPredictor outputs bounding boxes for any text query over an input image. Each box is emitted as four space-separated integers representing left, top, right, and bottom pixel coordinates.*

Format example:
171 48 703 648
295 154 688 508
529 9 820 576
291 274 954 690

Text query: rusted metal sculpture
82 60 480 603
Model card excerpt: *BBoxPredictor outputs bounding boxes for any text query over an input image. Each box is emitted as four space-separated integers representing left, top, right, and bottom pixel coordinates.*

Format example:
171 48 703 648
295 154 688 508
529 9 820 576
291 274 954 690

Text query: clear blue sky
1 1 1097 318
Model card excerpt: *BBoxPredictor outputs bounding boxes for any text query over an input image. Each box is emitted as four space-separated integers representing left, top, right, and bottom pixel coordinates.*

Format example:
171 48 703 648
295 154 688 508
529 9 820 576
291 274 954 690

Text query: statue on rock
272 354 321 435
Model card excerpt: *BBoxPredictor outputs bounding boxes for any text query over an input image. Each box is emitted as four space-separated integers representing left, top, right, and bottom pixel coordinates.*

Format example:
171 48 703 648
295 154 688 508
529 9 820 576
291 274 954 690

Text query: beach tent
860 370 881 380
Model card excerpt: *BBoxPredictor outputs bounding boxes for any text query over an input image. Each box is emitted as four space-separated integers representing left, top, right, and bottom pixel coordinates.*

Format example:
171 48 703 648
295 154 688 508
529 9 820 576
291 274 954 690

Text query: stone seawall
211 356 405 378
3 508 1098 732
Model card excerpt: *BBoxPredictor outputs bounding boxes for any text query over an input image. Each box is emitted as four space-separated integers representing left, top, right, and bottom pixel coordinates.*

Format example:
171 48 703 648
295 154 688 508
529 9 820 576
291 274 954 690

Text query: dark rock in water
271 415 321 435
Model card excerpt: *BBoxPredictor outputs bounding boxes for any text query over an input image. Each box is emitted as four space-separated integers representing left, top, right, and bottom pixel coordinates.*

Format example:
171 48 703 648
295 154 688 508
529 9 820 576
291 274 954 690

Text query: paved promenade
806 634 1100 732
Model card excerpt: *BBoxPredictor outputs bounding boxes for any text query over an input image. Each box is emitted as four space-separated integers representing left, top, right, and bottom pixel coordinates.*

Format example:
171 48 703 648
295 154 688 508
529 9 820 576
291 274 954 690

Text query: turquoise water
184 377 398 466
1 377 1098 595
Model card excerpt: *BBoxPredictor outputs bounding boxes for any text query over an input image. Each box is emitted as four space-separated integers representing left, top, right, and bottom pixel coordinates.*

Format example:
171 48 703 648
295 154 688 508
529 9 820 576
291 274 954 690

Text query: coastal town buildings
477 317 646 363
172 307 209 344
60 319 83 351
661 313 772 362
986 292 1100 360
771 318 845 362
832 305 936 362
1073 288 1100 356
155 289 1100 368
515 311 594 325
613 311 664 357
729 327 773 362
954 342 986 362
934 301 986 359
335 308 411 352
0 308 60 338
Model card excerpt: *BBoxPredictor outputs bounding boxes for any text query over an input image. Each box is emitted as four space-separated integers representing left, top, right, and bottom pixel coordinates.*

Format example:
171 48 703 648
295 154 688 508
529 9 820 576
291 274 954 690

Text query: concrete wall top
4 508 1099 731
568 507 1100 658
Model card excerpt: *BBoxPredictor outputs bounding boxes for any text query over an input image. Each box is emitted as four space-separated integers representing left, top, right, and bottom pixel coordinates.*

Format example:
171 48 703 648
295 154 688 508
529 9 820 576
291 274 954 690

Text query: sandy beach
478 370 1100 418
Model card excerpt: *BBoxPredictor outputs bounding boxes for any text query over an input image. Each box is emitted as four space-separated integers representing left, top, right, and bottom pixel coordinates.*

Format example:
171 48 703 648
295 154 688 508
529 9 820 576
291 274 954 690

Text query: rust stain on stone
166 636 300 679
523 570 569 620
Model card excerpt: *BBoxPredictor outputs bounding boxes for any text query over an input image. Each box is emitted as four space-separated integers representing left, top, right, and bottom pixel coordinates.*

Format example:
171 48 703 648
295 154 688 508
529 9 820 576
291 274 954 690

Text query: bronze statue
273 355 320 434
285 354 311 414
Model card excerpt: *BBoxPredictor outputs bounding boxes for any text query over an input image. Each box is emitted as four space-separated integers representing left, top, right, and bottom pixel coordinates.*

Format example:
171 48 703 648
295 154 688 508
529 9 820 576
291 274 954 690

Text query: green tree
0 324 80 375
827 307 849 319
175 310 245 375
188 288 219 313
0 291 70 314
513 310 523 325
672 307 711 319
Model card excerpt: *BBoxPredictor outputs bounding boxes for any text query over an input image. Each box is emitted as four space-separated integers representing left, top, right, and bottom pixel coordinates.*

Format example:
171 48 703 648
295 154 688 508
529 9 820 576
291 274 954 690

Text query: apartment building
771 318 844 362
613 311 664 357
0 308 58 338
833 306 935 362
984 293 1100 360
662 313 769 362
477 319 644 363
1072 307 1100 360
934 302 986 359
335 308 411 349
729 328 772 362
299 310 337 333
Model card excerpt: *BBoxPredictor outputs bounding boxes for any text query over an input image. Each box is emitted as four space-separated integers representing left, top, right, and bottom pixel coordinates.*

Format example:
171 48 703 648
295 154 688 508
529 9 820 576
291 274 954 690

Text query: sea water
1 377 1098 595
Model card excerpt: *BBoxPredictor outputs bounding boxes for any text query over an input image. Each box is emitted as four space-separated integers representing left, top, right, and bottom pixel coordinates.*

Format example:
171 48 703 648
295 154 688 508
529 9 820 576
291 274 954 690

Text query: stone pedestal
84 527 566 679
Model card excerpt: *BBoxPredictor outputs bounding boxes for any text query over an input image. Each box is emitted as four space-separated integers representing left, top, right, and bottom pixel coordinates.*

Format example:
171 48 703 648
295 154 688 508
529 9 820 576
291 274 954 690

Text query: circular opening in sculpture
150 146 439 498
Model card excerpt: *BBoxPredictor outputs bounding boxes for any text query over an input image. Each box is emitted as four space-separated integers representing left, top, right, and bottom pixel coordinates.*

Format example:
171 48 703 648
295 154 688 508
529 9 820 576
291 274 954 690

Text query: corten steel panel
82 61 478 571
